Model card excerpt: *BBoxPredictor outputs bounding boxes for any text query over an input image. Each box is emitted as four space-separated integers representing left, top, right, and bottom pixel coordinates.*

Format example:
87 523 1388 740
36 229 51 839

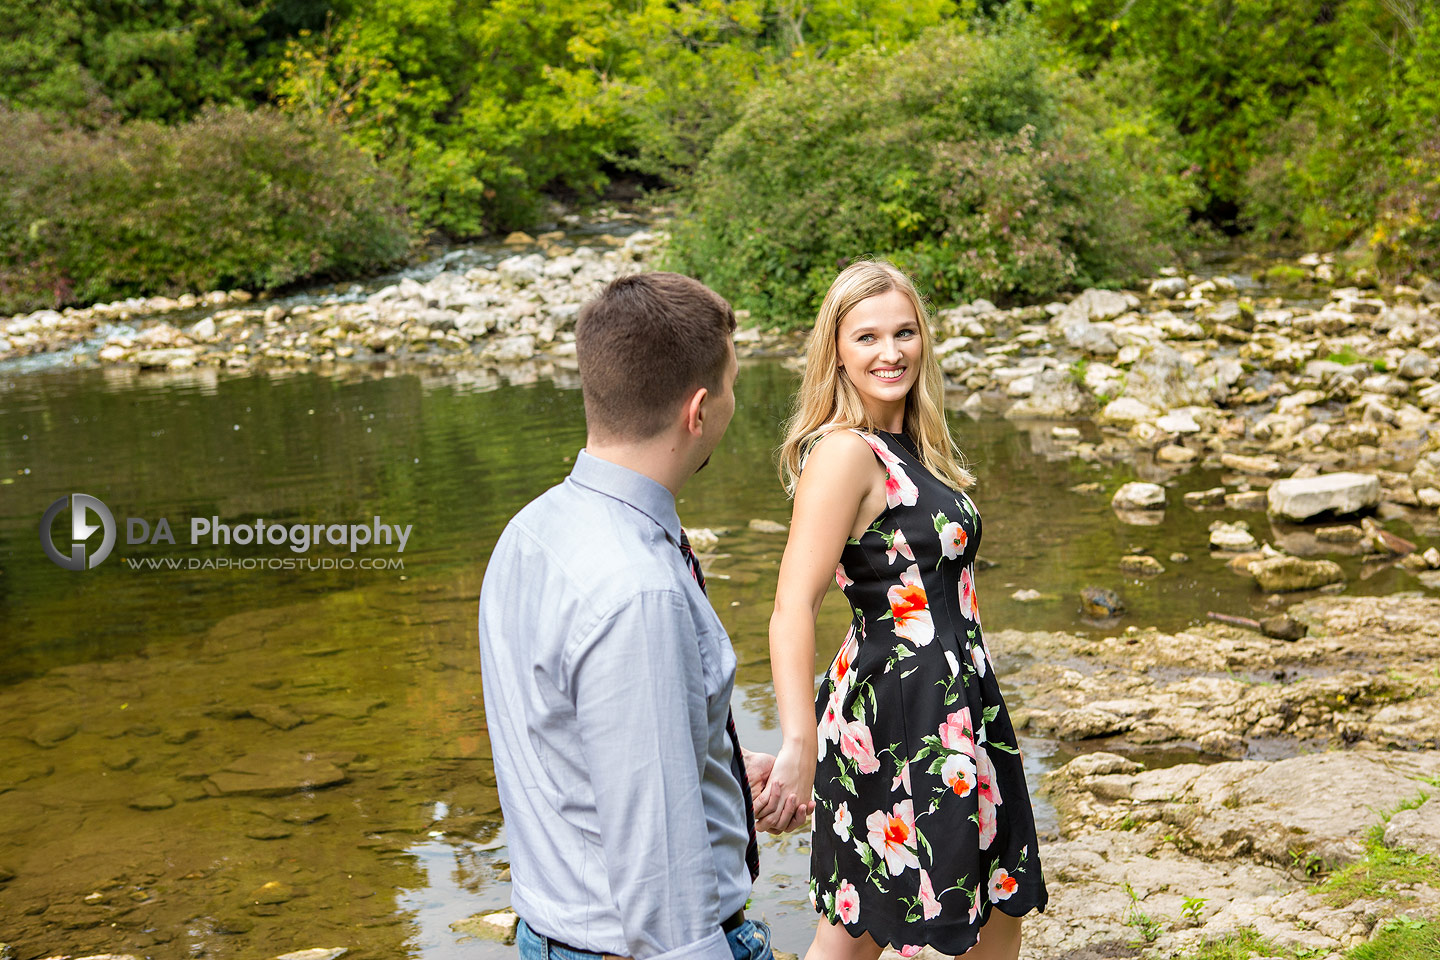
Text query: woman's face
835 289 923 425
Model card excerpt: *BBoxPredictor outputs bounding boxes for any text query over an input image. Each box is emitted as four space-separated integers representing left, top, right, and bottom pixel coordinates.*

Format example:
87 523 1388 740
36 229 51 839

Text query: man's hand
741 749 813 834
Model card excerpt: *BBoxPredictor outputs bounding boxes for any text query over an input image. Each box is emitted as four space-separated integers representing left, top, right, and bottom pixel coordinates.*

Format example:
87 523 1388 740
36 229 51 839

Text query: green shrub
666 19 1195 329
0 105 412 315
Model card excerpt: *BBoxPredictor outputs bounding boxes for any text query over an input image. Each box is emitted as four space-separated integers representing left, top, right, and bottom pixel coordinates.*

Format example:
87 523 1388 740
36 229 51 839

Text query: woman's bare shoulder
799 427 882 484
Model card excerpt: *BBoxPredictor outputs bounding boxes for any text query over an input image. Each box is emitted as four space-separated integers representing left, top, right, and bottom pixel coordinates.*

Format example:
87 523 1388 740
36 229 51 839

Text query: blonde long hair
780 260 975 495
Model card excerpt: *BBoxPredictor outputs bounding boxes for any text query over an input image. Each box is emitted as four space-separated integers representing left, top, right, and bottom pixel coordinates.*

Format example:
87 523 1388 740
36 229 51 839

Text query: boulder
1209 521 1258 552
1248 556 1344 592
1062 288 1138 322
1004 369 1090 419
1397 351 1439 380
1099 397 1157 427
1122 345 1212 411
1384 799 1440 852
1082 361 1126 399
1059 317 1119 356
1112 482 1166 511
1148 277 1188 298
1266 473 1381 520
1155 410 1201 434
483 335 537 363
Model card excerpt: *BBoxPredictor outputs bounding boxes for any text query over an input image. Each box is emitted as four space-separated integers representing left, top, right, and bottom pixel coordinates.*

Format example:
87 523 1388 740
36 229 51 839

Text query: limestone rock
1004 369 1091 419
1123 344 1212 411
1221 453 1285 477
1119 555 1165 576
452 909 520 944
1248 556 1344 592
1259 615 1307 641
747 518 787 534
1267 473 1381 520
206 753 349 797
1064 288 1138 322
1112 482 1166 511
1209 521 1258 552
1185 487 1226 508
1384 800 1440 852
275 950 348 960
1099 396 1157 426
1148 277 1188 298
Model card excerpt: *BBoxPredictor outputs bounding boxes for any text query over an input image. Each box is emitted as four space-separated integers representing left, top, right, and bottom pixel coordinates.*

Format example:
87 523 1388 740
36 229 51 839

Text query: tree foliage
667 21 1197 328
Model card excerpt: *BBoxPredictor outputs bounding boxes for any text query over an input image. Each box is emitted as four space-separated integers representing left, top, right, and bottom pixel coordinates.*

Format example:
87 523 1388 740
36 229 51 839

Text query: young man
478 273 805 960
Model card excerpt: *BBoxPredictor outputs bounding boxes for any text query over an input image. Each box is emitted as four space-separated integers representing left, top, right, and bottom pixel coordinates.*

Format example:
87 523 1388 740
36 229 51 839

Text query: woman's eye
897 328 917 339
857 334 874 343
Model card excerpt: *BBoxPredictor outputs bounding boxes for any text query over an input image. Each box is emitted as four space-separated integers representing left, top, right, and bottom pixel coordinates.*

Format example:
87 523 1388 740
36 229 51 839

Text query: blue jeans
517 916 774 960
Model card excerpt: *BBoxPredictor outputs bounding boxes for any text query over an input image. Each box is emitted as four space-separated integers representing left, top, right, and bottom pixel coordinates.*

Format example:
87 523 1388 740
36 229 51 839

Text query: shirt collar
568 449 682 546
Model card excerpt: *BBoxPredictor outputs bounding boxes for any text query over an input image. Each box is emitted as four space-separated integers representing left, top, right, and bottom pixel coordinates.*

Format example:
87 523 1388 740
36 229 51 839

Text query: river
0 316 1425 957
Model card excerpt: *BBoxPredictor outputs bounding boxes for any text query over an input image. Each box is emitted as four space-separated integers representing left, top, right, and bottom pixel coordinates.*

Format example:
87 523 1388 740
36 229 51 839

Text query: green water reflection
0 361 1426 958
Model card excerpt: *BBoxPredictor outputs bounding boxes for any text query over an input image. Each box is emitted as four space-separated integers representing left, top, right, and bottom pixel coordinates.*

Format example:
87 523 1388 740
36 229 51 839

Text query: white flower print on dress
818 687 846 760
836 880 860 922
988 867 1019 903
885 528 915 565
971 638 990 678
939 519 967 560
891 760 912 796
833 801 853 841
887 564 934 646
866 800 921 875
941 753 978 797
918 869 943 920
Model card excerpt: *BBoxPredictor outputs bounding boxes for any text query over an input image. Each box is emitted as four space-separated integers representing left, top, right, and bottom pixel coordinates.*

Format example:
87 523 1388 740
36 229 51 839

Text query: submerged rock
1111 482 1166 511
205 753 349 797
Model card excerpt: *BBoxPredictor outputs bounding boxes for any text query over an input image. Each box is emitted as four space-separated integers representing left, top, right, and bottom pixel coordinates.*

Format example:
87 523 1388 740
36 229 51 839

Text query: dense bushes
666 22 1196 328
0 105 411 315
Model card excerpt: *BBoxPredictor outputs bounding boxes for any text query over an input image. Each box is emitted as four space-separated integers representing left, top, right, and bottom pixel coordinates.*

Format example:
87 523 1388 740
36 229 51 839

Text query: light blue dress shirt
478 450 751 960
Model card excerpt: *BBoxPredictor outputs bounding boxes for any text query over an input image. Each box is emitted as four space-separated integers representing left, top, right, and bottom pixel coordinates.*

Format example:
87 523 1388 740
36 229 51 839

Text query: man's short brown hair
575 272 737 440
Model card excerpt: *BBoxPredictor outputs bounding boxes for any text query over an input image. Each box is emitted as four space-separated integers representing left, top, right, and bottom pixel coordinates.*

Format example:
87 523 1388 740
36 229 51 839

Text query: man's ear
682 385 710 437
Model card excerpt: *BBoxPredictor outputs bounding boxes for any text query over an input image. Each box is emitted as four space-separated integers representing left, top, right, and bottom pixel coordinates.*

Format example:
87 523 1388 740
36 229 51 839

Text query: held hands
749 742 816 835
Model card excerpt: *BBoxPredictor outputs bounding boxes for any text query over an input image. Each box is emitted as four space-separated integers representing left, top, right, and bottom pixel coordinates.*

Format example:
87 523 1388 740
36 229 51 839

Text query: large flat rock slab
1267 472 1380 520
206 752 350 797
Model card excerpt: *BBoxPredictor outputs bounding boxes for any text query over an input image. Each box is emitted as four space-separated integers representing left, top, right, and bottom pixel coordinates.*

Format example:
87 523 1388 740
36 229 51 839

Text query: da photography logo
40 493 117 571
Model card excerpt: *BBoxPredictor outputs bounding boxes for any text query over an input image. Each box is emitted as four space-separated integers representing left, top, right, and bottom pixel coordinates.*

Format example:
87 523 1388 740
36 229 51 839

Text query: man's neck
585 434 694 498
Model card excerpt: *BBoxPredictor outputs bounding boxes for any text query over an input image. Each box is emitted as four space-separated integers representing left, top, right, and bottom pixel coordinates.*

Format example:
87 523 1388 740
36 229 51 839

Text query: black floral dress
809 430 1047 953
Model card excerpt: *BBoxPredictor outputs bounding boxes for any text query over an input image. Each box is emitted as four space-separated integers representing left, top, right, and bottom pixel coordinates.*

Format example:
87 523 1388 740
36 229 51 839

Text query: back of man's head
576 272 737 442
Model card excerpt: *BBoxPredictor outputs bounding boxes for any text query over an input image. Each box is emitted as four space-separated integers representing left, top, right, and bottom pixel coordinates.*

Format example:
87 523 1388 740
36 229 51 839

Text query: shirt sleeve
570 587 734 960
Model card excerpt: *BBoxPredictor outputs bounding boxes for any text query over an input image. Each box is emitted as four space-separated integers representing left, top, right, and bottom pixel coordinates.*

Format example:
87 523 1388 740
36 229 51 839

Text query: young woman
755 261 1047 960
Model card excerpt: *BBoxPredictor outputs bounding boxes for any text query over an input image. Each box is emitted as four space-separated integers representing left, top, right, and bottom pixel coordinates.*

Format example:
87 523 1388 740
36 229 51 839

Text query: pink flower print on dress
818 687 846 760
840 719 882 775
938 707 976 756
887 563 934 646
884 528 915 565
977 792 1000 850
866 800 920 876
899 947 923 958
835 563 854 589
833 801 853 841
968 882 983 924
830 624 859 692
977 748 1002 806
836 879 860 923
892 759 912 796
988 867 1019 903
941 753 978 797
856 432 919 508
918 868 943 920
958 565 980 624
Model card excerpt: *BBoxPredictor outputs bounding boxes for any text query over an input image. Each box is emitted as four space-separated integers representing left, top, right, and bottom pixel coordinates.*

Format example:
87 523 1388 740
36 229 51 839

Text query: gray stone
1056 707 1130 740
1059 317 1119 356
1384 799 1440 852
1156 443 1198 463
747 518 787 534
1420 279 1440 304
483 335 536 363
1123 345 1212 411
188 317 216 340
1259 615 1307 641
206 753 349 797
1099 396 1157 426
1267 473 1381 520
1004 369 1091 419
1155 410 1201 434
1248 556 1345 592
1209 521 1258 552
1148 277 1188 298
1064 288 1137 322
133 348 198 369
1225 490 1268 511
1185 487 1226 508
1112 482 1166 511
1398 351 1439 380
1198 730 1247 759
452 909 519 944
